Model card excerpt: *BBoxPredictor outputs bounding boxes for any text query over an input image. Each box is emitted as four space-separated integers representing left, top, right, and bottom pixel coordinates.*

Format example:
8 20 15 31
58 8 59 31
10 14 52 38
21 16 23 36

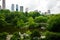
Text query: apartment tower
16 4 18 11
20 6 23 12
2 0 5 9
0 5 1 10
11 4 14 11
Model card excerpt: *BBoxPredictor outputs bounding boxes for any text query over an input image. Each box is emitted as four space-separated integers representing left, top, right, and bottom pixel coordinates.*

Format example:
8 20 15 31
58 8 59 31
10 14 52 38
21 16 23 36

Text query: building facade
25 8 28 12
0 0 1 9
2 0 5 9
11 4 14 11
16 4 18 11
20 6 23 12
48 10 51 13
0 5 1 9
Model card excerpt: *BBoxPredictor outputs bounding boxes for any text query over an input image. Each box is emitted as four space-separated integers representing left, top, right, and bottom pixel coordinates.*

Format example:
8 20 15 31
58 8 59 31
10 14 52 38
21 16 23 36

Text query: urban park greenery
0 9 60 40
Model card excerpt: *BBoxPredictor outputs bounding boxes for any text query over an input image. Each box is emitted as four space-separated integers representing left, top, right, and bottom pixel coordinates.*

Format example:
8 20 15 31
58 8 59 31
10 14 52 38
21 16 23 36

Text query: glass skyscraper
2 0 5 9
20 6 23 12
0 5 1 10
11 4 14 11
16 4 18 11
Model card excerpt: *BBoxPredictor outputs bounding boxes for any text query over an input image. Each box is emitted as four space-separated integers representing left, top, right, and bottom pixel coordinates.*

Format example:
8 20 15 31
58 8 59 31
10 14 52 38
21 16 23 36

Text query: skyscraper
25 8 28 12
16 4 18 11
0 5 1 10
0 0 1 10
11 4 14 11
2 0 5 9
48 10 51 13
20 6 23 12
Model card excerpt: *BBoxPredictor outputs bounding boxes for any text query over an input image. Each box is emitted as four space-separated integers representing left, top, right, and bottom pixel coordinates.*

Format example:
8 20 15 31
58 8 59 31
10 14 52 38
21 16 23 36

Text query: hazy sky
1 0 60 13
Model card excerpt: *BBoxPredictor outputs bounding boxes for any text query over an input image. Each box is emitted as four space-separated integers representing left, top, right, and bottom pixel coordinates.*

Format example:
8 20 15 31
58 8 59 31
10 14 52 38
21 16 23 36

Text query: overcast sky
1 0 60 13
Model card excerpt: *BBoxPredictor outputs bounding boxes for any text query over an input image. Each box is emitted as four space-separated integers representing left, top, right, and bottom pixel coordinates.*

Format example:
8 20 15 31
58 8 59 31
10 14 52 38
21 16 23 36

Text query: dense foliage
0 9 60 40
43 31 60 40
0 32 8 40
47 15 60 32
10 32 21 40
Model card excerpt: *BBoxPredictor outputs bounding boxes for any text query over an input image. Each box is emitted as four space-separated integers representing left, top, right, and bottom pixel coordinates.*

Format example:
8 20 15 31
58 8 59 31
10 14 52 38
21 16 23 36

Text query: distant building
0 5 1 10
20 6 23 12
25 8 28 12
34 10 38 12
2 0 5 9
44 11 50 15
39 11 41 13
39 11 42 14
11 4 14 11
45 12 48 15
48 10 51 13
16 4 18 11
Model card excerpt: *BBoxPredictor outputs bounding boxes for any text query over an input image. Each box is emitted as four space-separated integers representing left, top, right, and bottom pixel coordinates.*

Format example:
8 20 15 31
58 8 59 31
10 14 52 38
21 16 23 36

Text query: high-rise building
25 8 28 12
0 5 1 10
11 4 14 11
0 0 1 9
16 4 18 11
48 10 51 13
2 0 5 9
34 10 38 12
20 6 23 12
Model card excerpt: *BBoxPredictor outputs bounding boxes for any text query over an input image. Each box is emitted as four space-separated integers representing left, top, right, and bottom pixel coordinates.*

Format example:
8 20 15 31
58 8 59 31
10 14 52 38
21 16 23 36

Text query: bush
30 30 41 40
10 32 21 40
44 32 60 40
0 32 8 40
0 9 10 13
35 16 48 23
47 15 60 32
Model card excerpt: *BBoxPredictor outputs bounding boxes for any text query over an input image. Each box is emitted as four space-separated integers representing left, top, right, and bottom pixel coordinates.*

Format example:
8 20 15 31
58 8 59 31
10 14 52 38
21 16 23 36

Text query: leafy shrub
47 15 60 32
0 32 8 40
10 32 21 40
35 16 48 23
30 30 41 40
43 31 60 40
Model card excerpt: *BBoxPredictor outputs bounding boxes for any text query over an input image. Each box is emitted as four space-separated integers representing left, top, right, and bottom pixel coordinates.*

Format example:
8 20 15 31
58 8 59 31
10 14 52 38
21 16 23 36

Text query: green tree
17 19 25 28
0 9 10 13
47 15 60 32
30 30 41 40
10 32 21 40
35 16 48 23
28 11 40 19
27 17 36 29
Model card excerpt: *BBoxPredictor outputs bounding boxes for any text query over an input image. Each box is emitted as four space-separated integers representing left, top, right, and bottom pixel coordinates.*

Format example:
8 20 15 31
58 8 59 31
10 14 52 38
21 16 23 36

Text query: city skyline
0 0 60 13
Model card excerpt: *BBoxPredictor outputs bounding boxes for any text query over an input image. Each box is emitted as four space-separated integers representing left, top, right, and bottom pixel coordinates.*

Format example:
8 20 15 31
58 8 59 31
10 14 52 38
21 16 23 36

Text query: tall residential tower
0 0 1 9
0 5 1 10
2 0 5 9
11 4 14 11
20 6 23 12
16 4 18 11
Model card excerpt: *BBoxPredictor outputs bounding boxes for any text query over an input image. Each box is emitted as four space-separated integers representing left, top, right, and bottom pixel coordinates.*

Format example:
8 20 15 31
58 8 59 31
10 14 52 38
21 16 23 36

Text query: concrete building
16 4 18 11
0 0 2 9
0 5 1 9
25 8 28 12
34 10 38 12
48 10 51 13
20 6 23 12
11 4 14 11
2 0 5 9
